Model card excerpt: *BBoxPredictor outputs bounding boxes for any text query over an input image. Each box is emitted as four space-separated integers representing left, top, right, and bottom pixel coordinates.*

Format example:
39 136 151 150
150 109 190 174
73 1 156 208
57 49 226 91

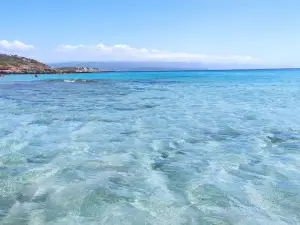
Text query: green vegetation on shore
0 54 109 74
0 54 48 67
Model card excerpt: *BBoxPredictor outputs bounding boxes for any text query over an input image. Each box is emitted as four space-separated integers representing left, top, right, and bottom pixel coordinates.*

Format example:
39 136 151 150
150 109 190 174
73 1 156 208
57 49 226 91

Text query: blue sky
1 0 300 67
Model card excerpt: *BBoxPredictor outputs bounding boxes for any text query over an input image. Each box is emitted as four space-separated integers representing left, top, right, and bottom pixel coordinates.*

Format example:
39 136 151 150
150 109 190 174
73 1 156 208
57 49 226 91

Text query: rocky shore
55 66 109 74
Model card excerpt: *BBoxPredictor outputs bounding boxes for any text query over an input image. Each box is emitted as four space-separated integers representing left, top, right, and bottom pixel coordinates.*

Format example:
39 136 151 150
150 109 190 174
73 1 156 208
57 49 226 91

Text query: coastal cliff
0 54 109 74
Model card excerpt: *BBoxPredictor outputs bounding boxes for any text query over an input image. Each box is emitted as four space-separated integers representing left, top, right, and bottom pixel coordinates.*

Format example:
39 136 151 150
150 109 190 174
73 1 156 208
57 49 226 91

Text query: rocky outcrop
0 54 110 74
56 67 108 73
0 54 57 74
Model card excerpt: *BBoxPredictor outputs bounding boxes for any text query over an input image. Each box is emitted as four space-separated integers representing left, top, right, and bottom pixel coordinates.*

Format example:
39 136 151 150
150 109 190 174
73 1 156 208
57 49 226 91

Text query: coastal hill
0 54 108 74
0 54 57 74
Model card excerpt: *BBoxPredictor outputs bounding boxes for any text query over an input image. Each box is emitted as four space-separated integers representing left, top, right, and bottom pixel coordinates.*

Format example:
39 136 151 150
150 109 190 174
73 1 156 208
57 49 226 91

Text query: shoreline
1 67 300 75
0 71 114 75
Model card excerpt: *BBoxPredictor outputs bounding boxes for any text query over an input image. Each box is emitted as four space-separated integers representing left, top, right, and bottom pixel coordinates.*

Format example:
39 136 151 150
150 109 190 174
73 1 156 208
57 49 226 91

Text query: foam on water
1 70 300 224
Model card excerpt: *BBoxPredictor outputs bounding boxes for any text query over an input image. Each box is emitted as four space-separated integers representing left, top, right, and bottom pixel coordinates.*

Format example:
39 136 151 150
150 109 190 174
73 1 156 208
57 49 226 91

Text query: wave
45 79 99 83
39 78 183 84
64 79 76 83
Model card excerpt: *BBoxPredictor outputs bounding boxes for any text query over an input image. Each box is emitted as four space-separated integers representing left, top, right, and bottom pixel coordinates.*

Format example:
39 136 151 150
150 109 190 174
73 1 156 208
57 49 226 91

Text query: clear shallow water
1 70 300 225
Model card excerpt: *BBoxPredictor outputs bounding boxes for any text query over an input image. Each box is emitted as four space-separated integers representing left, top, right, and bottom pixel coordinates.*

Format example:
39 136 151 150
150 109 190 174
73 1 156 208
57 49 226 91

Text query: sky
1 0 300 68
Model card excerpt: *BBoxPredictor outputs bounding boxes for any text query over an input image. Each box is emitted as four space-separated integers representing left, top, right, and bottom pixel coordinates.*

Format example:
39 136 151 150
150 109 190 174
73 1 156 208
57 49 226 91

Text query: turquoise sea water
1 69 300 224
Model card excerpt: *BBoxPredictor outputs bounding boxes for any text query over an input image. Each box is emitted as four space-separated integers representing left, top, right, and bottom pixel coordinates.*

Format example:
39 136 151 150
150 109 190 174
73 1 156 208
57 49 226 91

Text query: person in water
35 74 38 77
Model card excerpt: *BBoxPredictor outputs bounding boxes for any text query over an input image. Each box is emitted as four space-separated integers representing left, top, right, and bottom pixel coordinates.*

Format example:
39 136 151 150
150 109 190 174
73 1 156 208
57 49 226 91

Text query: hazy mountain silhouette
49 61 208 71
49 61 272 71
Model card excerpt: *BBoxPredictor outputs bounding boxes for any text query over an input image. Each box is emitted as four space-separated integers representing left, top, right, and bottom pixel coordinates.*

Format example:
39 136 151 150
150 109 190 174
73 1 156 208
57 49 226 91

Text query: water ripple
1 71 300 224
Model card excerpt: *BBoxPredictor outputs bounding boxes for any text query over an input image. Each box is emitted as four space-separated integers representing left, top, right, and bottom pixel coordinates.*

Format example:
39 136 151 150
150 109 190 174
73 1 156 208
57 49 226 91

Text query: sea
0 69 300 225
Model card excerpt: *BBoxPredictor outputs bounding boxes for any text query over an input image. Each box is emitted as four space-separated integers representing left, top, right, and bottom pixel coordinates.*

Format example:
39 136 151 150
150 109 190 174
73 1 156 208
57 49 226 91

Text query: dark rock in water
151 160 165 170
0 196 16 218
176 150 185 155
218 126 241 137
267 130 300 144
161 152 169 158
16 183 38 203
27 155 49 164
267 135 284 143
141 104 157 109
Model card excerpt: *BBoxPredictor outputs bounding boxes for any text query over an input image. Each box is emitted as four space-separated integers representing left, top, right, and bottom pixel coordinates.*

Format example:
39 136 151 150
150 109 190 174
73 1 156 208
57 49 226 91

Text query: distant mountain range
2 54 293 74
49 61 208 71
49 61 279 71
